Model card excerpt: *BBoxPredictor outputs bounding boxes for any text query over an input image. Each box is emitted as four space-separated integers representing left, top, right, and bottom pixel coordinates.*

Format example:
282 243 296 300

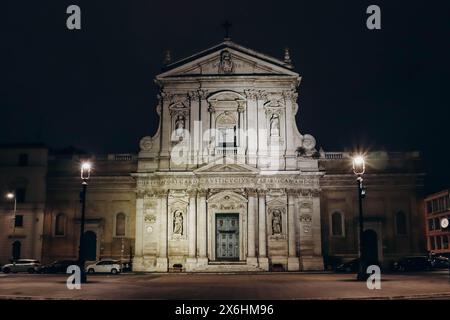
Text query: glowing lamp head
352 155 365 175
80 161 92 180
5 192 15 200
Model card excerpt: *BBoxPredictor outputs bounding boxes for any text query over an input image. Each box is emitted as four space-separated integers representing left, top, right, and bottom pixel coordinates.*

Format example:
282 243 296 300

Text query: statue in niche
173 210 183 235
218 50 234 74
270 113 280 137
272 209 282 235
174 115 185 138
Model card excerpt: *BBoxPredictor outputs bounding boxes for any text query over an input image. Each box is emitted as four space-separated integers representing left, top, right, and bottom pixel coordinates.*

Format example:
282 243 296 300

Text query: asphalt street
0 271 449 300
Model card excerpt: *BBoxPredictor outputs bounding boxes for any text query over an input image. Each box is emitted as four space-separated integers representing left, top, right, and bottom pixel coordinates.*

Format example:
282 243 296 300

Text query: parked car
430 256 449 269
391 256 432 272
335 259 360 273
86 260 121 274
121 262 132 272
38 260 78 274
2 259 41 273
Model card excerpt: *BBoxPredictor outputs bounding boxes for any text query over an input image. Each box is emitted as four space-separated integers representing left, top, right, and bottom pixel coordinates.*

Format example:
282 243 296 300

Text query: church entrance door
216 214 239 260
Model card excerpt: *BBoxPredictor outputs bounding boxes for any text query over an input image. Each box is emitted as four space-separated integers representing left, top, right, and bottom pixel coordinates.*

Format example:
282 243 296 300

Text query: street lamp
353 155 367 281
5 192 17 235
78 161 91 283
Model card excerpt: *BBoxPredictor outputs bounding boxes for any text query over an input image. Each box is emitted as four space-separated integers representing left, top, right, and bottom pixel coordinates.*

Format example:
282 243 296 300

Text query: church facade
0 40 426 272
133 40 324 272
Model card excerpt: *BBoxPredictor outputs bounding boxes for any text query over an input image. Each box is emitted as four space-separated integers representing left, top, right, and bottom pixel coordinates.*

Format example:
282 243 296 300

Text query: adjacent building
0 39 427 270
424 190 450 255
0 144 47 264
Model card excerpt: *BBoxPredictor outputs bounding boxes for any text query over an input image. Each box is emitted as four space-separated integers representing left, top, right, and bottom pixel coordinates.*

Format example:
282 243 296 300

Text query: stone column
258 190 269 270
186 189 197 271
133 191 145 270
156 190 168 271
256 91 268 168
199 90 209 164
283 90 298 169
244 90 258 165
247 189 258 267
159 92 171 170
287 190 300 271
237 102 246 162
188 91 200 168
208 103 216 159
196 189 208 267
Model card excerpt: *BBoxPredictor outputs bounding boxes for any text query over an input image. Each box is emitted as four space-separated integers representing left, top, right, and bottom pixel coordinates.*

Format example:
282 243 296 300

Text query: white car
2 259 41 273
86 260 121 274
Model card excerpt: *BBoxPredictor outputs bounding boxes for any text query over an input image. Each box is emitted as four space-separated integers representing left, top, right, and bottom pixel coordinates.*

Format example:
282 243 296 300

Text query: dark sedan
38 260 78 274
391 256 432 272
431 256 449 269
334 259 360 273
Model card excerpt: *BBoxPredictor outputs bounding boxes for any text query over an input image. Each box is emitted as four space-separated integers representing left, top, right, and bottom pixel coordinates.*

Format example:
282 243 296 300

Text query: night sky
1 0 449 193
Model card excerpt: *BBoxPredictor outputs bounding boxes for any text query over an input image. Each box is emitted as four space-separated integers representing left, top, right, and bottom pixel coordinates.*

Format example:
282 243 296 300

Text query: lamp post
78 161 91 283
353 155 367 281
5 192 17 235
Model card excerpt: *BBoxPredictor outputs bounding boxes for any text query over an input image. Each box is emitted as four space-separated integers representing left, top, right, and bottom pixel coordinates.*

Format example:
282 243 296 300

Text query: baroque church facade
0 39 425 272
134 40 324 272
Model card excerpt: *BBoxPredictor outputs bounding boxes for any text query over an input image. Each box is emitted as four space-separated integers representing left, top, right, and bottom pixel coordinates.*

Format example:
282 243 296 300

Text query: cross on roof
222 20 232 40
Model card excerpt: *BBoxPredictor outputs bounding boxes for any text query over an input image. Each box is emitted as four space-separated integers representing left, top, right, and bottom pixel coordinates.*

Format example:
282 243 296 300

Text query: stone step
193 264 262 272
208 261 247 265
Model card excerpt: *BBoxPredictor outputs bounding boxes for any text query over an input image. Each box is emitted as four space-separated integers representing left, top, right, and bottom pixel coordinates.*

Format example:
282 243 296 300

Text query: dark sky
1 0 449 193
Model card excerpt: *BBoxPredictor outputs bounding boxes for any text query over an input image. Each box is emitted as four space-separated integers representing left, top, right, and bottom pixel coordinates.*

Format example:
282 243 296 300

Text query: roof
161 39 294 74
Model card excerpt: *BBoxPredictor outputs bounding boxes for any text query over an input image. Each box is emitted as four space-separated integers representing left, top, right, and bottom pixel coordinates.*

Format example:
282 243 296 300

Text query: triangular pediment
194 157 259 175
158 40 299 78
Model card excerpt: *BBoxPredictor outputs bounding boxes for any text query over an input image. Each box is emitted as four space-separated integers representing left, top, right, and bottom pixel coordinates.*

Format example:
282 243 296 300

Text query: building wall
41 154 137 264
319 151 426 269
424 190 450 255
0 145 47 264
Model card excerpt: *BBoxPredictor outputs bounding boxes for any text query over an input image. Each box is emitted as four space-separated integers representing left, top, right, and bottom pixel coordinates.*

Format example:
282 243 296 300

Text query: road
0 271 449 300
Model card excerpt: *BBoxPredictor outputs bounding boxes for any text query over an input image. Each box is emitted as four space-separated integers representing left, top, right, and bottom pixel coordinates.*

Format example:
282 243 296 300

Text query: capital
156 189 169 197
187 189 198 197
246 188 258 197
136 190 146 199
187 91 200 101
197 188 208 197
244 89 257 100
256 90 268 100
257 189 268 197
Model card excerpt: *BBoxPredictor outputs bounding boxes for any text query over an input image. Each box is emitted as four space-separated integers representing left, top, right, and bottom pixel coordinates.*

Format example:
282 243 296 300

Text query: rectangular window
15 215 23 228
426 202 432 214
435 218 441 231
18 154 29 166
443 236 449 249
436 236 442 250
15 188 26 203
428 219 434 231
217 127 236 148
439 197 444 212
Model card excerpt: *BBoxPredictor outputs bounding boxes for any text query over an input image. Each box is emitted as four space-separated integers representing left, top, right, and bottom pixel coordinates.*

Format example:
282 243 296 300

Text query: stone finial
284 47 292 65
222 20 232 40
164 50 172 65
